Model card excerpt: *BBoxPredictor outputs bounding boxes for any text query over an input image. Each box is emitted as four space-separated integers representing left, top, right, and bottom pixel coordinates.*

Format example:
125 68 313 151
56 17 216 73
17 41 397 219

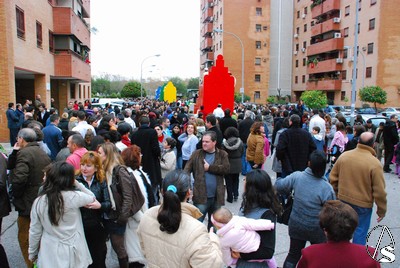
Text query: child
395 141 400 178
160 137 177 179
211 207 277 268
311 126 325 151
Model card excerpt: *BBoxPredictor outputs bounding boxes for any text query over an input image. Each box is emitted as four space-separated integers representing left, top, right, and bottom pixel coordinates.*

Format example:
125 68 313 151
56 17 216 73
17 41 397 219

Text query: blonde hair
78 151 106 183
99 142 124 178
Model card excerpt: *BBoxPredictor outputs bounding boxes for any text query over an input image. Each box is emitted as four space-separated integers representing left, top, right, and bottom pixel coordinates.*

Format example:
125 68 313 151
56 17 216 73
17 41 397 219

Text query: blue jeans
194 197 221 230
241 144 252 175
346 203 372 245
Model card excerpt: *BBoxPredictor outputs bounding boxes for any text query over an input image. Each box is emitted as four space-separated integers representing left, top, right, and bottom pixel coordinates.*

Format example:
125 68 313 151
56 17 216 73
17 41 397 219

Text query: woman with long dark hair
137 170 224 267
233 169 281 267
29 161 100 268
275 150 336 268
76 152 111 268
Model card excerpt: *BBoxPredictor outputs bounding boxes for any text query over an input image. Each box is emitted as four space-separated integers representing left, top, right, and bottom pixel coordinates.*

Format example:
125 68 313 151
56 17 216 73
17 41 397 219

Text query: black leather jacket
76 174 111 227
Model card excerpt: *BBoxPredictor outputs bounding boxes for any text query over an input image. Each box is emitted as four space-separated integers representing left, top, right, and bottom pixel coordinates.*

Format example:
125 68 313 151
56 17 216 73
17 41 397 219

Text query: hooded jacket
222 137 244 174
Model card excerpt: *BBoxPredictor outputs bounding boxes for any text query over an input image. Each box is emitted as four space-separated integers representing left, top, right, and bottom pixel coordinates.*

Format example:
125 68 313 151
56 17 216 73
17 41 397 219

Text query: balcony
201 52 214 65
201 37 213 50
307 79 342 91
54 50 91 82
307 38 343 56
311 18 341 37
307 58 343 74
312 0 341 19
81 0 90 17
202 7 213 22
201 0 213 10
53 7 90 47
201 22 213 37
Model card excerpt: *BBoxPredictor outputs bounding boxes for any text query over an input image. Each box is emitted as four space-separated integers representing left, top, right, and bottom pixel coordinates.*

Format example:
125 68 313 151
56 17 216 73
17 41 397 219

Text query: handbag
277 192 294 225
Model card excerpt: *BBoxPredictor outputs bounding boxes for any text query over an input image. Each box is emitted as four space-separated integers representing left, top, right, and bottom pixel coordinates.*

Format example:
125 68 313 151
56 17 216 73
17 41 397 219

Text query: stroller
325 145 342 181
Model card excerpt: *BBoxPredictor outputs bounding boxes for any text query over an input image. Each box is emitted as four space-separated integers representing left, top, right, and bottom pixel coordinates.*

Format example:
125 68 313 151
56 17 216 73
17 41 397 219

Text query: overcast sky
90 0 201 80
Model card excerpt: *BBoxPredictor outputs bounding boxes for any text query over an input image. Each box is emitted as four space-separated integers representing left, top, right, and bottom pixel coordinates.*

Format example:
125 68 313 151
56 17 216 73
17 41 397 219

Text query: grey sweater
275 168 336 242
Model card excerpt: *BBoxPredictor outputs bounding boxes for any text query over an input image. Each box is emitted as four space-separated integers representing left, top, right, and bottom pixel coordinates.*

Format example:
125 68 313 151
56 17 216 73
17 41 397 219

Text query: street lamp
140 54 160 99
213 28 244 103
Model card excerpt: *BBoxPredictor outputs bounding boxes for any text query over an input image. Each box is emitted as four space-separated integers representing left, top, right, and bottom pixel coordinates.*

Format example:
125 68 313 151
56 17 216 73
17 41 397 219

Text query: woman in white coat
29 161 100 268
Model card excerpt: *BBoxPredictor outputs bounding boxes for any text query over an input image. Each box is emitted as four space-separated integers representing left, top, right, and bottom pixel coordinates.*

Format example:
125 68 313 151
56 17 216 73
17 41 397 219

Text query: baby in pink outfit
211 207 277 268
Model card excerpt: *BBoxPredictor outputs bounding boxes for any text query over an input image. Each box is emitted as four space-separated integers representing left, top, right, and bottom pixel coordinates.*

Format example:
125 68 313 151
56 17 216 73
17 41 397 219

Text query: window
341 91 346 101
296 43 299 51
255 74 261 82
297 10 300 19
343 49 348 58
311 21 315 27
358 23 360 34
295 60 299 68
367 43 374 54
254 91 260 100
256 24 262 32
256 41 262 49
369 18 375 30
341 71 347 80
296 27 300 35
36 21 42 48
256 7 262 16
359 0 362 11
371 0 377 5
303 58 306 66
220 7 222 15
49 31 54 52
344 27 349 37
16 6 25 39
366 67 372 78
302 75 306 83
295 76 298 84
304 7 308 14
345 5 350 16
304 24 307 32
255 58 261 65
303 41 307 49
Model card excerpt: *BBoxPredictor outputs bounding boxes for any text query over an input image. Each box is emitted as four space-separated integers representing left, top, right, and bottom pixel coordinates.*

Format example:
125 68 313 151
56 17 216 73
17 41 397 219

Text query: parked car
325 105 348 117
356 107 383 114
344 114 388 127
379 107 400 117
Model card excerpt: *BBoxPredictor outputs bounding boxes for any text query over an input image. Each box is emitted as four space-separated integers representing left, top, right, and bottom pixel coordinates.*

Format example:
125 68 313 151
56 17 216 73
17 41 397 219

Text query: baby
211 207 277 268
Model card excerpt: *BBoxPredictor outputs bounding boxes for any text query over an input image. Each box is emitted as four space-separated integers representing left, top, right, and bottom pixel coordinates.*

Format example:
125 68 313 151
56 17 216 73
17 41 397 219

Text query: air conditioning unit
334 32 342 38
302 13 306 19
294 50 298 55
301 48 306 53
349 57 354 62
209 2 214 7
336 58 344 63
294 33 299 38
333 17 341 23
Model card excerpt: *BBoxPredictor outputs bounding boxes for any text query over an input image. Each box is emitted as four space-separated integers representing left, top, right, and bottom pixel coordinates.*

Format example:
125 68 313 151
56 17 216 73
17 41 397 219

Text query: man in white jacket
309 109 326 140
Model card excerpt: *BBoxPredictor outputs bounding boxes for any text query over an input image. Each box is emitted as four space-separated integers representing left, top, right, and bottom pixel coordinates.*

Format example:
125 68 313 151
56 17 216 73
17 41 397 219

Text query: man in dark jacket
218 108 238 139
6 103 20 146
277 114 316 177
383 114 399 172
130 116 161 201
9 128 51 267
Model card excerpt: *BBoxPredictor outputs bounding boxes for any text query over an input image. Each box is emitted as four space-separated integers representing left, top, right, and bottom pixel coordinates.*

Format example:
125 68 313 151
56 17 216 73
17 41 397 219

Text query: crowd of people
1 96 395 267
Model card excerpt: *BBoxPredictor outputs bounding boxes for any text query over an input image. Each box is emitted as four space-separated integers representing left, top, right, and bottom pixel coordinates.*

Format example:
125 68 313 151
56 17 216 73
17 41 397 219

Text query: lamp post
140 54 160 99
213 28 244 103
350 0 360 118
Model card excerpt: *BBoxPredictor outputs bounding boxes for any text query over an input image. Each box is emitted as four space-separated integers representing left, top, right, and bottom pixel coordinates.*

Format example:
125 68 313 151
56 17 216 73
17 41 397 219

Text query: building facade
0 0 91 142
293 0 400 106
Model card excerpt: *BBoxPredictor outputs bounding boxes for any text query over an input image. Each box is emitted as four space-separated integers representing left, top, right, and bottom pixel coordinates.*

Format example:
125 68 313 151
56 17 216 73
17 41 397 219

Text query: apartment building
293 0 400 106
200 0 276 104
0 0 91 142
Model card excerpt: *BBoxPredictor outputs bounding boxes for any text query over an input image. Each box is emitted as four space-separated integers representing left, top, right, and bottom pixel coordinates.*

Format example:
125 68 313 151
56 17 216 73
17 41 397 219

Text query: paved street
1 143 399 267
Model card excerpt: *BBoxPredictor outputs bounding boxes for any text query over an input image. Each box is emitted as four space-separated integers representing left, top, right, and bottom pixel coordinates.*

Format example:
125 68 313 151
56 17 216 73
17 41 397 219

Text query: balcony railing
307 37 344 56
307 79 342 90
200 52 214 65
311 18 341 37
307 58 342 74
53 7 90 46
54 49 91 82
201 37 213 50
311 0 341 19
201 22 213 37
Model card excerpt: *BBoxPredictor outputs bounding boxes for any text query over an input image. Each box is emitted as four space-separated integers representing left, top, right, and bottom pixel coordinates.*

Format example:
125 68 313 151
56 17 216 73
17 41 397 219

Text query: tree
300 90 327 109
267 96 276 104
91 77 111 96
234 93 250 103
120 81 144 98
359 86 387 113
187 77 199 89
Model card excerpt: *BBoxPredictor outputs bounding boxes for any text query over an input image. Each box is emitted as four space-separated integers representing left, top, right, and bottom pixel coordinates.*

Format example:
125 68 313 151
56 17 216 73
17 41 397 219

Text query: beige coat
137 202 224 268
246 133 265 165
